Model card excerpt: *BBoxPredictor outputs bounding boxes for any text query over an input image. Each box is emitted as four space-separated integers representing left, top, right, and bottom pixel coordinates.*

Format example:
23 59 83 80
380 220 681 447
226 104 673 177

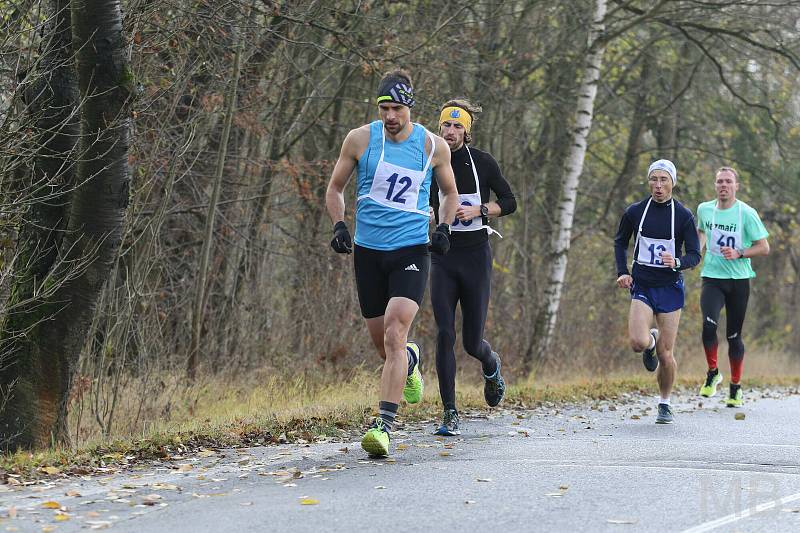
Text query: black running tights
431 241 496 411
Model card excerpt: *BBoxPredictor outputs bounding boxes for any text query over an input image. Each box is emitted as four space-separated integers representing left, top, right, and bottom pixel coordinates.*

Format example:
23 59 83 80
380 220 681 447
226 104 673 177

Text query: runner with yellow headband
429 98 517 436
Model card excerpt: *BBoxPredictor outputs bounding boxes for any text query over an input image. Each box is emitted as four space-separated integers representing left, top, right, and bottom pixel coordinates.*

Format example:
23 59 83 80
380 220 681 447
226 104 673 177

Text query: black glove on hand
330 221 353 254
429 223 451 255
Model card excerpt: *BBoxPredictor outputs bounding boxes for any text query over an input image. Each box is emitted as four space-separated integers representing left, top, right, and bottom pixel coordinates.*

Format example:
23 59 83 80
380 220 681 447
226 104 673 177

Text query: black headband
376 79 415 108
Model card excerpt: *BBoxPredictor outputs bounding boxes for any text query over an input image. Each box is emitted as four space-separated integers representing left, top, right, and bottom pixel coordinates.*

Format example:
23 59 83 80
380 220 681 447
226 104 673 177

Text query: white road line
681 491 800 533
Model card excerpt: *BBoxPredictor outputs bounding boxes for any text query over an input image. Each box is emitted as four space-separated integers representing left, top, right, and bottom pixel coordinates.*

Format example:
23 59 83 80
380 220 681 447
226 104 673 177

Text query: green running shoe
725 383 743 407
361 419 390 456
403 342 424 404
699 369 723 397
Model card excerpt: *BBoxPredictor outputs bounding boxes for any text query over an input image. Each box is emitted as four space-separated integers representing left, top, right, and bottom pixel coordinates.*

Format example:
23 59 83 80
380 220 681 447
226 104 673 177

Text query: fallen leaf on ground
42 527 56 532
476 478 492 483
735 413 745 420
197 449 216 458
630 415 641 420
177 464 193 473
396 444 408 450
300 498 319 505
374 486 386 490
559 485 569 490
41 501 61 509
65 489 82 497
151 483 178 491
439 452 451 457
41 466 61 475
55 514 70 521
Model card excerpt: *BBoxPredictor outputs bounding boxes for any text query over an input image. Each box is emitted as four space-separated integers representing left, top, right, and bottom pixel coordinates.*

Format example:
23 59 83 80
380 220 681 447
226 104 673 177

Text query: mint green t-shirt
696 199 769 279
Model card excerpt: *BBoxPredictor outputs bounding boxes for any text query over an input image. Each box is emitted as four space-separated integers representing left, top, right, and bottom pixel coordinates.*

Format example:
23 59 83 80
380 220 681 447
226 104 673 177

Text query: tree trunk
0 0 132 450
530 0 608 361
0 0 79 449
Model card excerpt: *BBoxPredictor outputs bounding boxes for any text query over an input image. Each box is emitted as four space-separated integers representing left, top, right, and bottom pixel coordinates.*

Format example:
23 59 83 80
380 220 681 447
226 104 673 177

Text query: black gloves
429 223 451 255
330 221 352 254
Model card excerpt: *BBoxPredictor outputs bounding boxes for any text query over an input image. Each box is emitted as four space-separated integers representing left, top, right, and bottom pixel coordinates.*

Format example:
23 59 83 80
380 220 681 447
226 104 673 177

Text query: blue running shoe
434 409 461 436
483 354 506 407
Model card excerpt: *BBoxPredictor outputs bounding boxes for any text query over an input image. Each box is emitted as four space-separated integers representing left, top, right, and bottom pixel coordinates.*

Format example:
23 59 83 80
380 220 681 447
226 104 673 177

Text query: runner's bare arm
431 135 458 225
722 237 769 260
326 127 369 224
697 228 706 252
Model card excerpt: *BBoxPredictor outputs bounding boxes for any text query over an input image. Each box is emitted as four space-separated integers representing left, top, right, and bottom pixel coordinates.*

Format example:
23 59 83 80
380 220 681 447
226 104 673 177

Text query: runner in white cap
614 159 701 424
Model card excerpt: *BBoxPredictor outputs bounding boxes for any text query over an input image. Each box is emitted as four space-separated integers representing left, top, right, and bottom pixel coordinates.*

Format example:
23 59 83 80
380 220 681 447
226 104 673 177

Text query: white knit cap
648 159 677 185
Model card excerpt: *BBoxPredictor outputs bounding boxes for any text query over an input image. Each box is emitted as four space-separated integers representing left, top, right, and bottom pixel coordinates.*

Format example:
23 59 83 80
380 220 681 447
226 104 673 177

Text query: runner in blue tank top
325 69 459 457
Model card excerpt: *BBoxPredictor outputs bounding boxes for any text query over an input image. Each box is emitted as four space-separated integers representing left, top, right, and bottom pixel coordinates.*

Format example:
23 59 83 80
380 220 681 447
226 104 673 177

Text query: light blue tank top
354 121 433 250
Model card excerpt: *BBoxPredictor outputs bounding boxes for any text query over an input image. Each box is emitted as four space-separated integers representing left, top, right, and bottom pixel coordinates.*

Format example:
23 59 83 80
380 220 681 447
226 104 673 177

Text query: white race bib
438 146 501 236
708 201 743 256
358 126 432 216
636 235 676 267
634 197 675 269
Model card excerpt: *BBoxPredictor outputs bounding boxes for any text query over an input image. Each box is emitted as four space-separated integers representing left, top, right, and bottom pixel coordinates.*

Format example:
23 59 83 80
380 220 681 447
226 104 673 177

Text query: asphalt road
3 387 800 532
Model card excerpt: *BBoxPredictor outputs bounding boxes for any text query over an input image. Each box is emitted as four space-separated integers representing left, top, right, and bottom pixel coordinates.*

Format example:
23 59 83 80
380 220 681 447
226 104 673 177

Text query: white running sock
658 397 671 405
647 334 656 350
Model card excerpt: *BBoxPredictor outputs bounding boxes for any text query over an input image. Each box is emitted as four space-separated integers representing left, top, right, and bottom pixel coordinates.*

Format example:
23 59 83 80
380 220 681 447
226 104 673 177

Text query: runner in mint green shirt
696 167 770 407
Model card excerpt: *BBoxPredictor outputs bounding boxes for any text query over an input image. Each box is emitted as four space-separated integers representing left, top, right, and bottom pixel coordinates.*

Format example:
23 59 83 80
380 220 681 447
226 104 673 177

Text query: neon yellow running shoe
699 369 723 397
725 383 743 407
403 342 424 404
361 419 390 456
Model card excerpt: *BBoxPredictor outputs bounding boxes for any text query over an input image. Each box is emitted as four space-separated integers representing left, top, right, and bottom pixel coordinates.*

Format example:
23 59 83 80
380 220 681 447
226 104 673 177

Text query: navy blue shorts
631 278 685 314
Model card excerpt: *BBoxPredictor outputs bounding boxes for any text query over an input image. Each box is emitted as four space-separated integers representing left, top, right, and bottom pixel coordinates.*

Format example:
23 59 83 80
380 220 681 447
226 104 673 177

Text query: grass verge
2 371 799 481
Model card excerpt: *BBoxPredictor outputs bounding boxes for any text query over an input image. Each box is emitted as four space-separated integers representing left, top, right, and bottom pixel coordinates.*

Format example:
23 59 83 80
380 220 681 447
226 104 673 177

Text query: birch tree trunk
530 0 608 361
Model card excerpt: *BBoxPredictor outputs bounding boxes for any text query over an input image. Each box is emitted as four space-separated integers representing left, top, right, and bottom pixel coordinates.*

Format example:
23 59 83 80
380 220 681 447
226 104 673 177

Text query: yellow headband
439 106 472 133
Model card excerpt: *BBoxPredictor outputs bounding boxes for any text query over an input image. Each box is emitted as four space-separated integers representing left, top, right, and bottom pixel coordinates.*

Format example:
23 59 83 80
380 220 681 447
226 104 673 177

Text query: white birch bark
536 0 608 358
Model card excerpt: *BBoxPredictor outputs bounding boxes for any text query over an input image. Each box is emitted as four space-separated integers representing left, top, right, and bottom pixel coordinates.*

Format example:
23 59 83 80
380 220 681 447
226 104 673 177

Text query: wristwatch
738 249 745 258
673 257 681 271
479 204 489 217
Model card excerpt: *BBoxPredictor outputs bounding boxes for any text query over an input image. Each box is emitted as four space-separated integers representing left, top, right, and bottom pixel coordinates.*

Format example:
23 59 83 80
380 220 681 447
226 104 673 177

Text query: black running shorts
353 244 430 319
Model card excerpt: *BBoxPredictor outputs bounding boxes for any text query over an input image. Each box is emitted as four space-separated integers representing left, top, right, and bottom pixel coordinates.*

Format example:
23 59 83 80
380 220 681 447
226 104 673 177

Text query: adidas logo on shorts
404 264 420 272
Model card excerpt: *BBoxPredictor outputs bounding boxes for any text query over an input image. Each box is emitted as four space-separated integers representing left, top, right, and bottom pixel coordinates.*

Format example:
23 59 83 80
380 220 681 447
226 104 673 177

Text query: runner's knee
702 317 718 346
436 328 455 350
728 334 745 361
630 333 651 352
462 332 483 357
383 321 408 354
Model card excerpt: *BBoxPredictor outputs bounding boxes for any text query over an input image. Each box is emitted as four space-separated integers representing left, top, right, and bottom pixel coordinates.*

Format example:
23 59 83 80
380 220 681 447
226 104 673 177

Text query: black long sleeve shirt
430 145 516 248
614 196 701 287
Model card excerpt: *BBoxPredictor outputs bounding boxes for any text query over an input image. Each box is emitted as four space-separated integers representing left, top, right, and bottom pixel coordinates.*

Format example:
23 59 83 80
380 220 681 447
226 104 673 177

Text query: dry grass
2 348 798 477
